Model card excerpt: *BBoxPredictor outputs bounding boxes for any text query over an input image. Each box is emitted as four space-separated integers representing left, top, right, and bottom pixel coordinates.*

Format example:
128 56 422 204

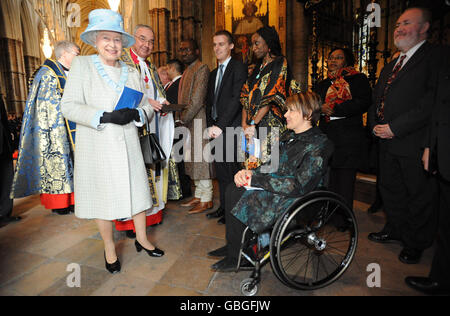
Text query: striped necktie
212 64 224 121
377 54 407 122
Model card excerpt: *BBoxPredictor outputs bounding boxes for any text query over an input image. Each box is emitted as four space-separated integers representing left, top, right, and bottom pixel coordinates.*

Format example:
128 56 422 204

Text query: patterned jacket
10 60 73 198
232 127 333 233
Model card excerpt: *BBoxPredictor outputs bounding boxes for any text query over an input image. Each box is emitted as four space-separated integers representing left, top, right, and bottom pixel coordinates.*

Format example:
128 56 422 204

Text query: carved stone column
0 0 27 114
169 0 203 63
287 0 309 91
0 38 27 114
310 9 319 90
149 7 170 66
367 27 378 88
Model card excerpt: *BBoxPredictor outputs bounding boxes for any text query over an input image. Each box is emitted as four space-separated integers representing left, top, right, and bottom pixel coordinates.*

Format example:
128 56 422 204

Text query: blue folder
242 133 256 156
115 86 144 110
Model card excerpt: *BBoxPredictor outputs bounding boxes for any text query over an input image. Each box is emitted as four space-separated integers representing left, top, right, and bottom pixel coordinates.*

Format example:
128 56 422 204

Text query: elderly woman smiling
61 9 163 274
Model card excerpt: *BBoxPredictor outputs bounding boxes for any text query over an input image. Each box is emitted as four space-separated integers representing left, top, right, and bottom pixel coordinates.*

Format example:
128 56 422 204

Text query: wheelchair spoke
324 244 349 257
303 248 313 284
326 238 352 245
320 251 340 268
280 245 309 260
315 254 321 282
318 253 330 279
323 204 340 224
282 245 309 271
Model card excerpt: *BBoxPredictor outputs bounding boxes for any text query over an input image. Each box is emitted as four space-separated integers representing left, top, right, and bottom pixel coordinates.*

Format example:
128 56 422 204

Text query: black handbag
140 111 166 165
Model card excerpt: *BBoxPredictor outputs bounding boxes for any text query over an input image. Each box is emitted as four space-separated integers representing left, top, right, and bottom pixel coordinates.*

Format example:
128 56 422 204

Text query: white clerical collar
172 75 182 82
131 48 147 62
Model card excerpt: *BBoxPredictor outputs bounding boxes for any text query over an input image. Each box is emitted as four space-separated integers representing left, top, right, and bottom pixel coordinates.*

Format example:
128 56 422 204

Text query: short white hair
134 24 154 36
54 41 80 59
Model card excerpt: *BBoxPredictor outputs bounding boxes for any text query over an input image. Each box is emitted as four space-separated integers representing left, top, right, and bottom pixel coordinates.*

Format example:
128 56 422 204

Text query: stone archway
73 0 111 56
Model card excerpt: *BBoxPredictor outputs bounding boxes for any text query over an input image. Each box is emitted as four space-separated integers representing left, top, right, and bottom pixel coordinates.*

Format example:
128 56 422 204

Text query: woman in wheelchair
210 91 334 272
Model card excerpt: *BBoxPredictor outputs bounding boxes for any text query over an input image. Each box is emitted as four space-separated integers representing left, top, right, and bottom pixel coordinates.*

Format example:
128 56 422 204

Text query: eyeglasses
135 35 154 45
178 47 192 53
328 56 345 61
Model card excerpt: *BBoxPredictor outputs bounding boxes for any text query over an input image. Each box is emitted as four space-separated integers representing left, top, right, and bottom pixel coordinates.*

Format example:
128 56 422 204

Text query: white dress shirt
395 40 426 70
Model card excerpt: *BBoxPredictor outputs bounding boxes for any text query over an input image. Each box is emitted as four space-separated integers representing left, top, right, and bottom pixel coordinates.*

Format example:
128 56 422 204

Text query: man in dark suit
0 96 20 226
165 59 184 105
165 58 191 199
368 7 439 264
405 46 450 295
205 30 247 224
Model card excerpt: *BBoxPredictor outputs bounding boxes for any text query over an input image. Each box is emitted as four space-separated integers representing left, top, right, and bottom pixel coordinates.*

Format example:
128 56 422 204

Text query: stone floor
0 186 433 296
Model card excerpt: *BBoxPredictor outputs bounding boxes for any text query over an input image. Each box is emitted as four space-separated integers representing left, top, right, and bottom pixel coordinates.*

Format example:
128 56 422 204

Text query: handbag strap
141 109 151 135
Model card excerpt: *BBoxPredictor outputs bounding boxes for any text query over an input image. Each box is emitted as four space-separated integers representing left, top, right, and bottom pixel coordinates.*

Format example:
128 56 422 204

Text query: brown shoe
180 197 201 207
188 201 213 214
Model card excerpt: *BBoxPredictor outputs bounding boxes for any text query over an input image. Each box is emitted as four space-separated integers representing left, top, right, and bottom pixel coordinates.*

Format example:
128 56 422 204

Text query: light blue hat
80 9 135 48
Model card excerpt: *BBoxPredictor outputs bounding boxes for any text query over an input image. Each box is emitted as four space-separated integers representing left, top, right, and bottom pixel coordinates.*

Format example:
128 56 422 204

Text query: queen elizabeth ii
61 9 164 274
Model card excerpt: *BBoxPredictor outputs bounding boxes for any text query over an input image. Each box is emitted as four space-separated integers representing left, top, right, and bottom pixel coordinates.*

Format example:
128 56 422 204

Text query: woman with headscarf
314 47 372 208
241 26 300 170
61 9 164 274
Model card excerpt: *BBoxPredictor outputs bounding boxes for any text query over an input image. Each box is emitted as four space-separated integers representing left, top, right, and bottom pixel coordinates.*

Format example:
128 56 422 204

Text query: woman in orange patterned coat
241 26 300 170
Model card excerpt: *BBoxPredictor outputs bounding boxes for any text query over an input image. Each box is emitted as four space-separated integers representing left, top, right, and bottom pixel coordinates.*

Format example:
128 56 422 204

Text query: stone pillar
0 0 27 114
287 0 309 91
149 7 170 67
0 38 27 114
169 0 203 62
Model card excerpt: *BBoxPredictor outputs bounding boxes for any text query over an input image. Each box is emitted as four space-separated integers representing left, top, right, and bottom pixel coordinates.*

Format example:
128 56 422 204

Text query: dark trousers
213 131 240 209
429 176 450 286
174 137 191 198
0 153 14 218
378 150 438 250
328 167 357 209
215 160 240 209
224 184 246 260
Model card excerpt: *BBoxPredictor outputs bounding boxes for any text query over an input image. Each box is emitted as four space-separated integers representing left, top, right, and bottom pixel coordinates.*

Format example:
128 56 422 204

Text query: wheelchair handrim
270 196 358 290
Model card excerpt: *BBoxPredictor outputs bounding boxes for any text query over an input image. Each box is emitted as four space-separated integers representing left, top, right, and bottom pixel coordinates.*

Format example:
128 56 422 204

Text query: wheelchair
235 190 358 296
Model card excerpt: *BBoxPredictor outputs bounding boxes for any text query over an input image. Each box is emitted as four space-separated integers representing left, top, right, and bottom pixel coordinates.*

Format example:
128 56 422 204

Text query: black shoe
368 231 402 244
0 215 22 223
69 205 75 213
206 207 224 219
135 240 164 257
104 252 121 274
52 207 71 215
207 245 227 257
211 257 237 272
217 216 225 225
399 247 422 264
125 230 136 239
405 277 450 295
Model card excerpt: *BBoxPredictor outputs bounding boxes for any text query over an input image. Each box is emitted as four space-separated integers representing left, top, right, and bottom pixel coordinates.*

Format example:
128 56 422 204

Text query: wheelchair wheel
269 191 358 290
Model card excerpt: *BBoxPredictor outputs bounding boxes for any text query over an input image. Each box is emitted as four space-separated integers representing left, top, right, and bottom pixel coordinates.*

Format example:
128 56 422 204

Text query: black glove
100 108 140 125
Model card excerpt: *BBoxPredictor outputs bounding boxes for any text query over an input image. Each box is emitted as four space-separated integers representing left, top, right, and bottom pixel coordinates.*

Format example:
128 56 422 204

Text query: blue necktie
212 64 224 121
